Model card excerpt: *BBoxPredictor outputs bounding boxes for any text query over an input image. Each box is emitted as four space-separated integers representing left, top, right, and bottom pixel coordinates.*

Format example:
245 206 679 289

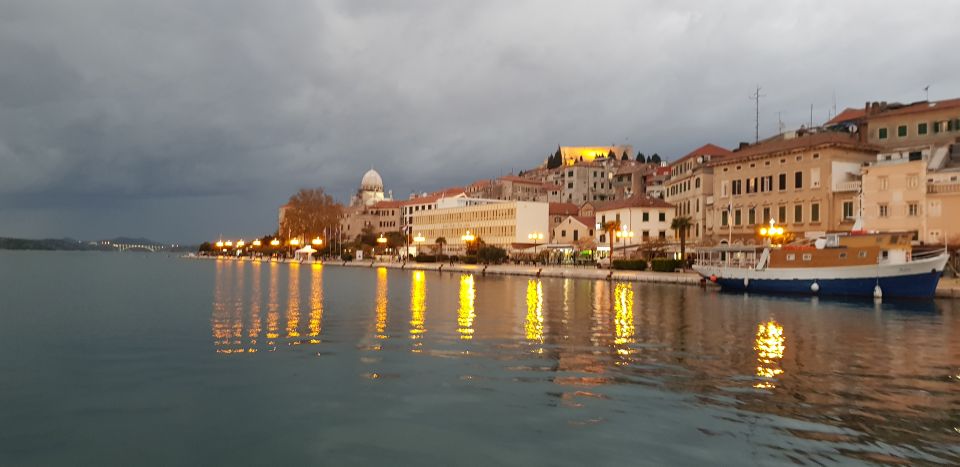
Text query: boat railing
912 248 947 260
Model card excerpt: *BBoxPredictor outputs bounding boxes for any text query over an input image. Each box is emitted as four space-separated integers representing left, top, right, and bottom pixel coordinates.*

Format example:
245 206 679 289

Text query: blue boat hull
714 270 943 299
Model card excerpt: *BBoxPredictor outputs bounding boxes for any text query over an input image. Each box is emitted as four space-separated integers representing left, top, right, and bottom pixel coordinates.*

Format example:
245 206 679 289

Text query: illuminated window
802 253 812 261
786 254 796 261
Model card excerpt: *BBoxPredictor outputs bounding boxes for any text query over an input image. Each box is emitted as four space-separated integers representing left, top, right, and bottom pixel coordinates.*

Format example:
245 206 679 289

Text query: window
813 153 820 160
659 212 666 222
567 182 573 189
811 203 820 222
642 230 650 239
732 180 742 195
897 125 907 137
918 122 928 135
721 181 729 197
658 231 666 239
794 204 803 223
785 253 796 261
907 174 919 189
879 176 889 191
778 206 787 223
879 204 889 217
843 201 854 219
721 211 729 226
839 252 847 259
778 173 787 191
748 207 756 225
561 230 567 237
762 207 771 224
640 212 648 222
802 253 812 261
810 168 820 188
794 171 803 189
695 178 701 189
858 250 868 258
734 209 742 226
878 127 888 139
908 202 919 216
573 231 579 241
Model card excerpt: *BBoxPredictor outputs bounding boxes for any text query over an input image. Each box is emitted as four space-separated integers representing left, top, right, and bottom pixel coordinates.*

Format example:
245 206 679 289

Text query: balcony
928 182 960 194
832 180 861 192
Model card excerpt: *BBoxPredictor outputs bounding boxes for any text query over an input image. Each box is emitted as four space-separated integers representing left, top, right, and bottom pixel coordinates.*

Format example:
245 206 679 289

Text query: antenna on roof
777 112 785 133
749 85 765 143
924 85 930 101
809 104 814 128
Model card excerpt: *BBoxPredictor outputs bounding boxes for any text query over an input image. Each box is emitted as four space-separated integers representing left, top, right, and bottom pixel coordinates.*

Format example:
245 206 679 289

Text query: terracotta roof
400 190 465 206
716 131 877 165
548 202 579 215
825 108 867 125
670 143 732 166
569 215 596 228
499 175 543 185
866 98 960 120
595 195 673 211
371 200 403 209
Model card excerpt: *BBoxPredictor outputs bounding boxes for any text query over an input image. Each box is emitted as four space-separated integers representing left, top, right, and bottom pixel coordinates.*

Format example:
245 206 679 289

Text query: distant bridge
110 243 164 252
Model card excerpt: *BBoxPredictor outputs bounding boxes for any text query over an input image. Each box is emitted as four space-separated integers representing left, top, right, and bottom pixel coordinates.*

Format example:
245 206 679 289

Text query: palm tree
602 220 621 261
671 216 692 261
435 236 447 257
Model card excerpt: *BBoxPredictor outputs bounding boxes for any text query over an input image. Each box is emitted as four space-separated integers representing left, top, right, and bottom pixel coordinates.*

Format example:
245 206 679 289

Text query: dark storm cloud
1 0 958 242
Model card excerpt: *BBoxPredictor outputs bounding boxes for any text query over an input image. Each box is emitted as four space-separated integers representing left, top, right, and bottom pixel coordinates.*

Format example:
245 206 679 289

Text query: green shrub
477 245 508 264
612 259 647 270
415 254 437 263
650 258 683 272
462 255 478 264
340 253 354 261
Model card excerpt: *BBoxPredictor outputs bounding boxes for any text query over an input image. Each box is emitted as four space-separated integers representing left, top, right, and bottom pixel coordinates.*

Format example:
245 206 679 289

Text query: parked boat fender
811 282 820 293
873 285 883 299
710 274 717 282
743 278 749 287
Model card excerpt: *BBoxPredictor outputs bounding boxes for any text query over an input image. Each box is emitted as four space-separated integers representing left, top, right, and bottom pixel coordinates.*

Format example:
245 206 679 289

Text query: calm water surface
1 251 959 466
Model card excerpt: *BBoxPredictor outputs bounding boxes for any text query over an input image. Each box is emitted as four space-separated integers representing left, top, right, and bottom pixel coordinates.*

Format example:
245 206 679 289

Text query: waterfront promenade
191 256 960 297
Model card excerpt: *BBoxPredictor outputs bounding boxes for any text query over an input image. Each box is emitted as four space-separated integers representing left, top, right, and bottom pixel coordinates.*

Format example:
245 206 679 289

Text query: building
464 176 560 203
340 169 400 240
548 202 581 241
400 188 467 236
351 168 392 207
663 144 733 245
557 146 633 166
411 198 550 255
709 130 878 244
861 146 960 245
828 98 960 150
552 216 596 246
594 195 675 256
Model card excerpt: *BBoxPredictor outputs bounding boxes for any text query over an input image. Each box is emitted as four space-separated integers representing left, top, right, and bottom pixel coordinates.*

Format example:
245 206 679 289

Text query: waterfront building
594 195 675 256
828 98 960 150
411 198 550 255
663 144 733 245
400 188 467 236
548 202 580 242
861 146 960 245
340 169 400 239
552 216 596 246
709 131 878 244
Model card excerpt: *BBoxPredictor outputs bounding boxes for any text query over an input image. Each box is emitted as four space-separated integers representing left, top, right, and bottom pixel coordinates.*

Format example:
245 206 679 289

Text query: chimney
737 142 750 151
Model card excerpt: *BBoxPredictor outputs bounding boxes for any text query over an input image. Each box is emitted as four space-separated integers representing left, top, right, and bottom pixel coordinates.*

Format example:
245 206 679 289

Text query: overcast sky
1 1 958 243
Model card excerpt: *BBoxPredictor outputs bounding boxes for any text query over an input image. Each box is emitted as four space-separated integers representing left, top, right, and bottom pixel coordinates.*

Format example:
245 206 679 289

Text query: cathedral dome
360 169 384 192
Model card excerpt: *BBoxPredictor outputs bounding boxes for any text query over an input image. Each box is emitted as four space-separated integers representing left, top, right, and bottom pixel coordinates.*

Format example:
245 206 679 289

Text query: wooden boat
693 231 948 299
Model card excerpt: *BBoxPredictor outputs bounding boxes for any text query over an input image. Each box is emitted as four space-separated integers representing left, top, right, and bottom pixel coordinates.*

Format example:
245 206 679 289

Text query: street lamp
461 230 475 256
269 238 280 246
759 219 786 244
252 239 262 247
528 232 544 262
615 227 635 259
312 237 323 246
225 240 233 247
413 233 425 257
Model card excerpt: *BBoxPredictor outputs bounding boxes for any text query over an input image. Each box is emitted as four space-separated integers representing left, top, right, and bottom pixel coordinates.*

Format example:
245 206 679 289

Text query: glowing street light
311 237 323 246
270 238 281 247
461 230 475 242
528 232 544 260
236 240 245 248
225 240 233 247
615 228 635 259
376 234 388 244
759 219 785 243
413 233 425 243
289 238 300 246
215 240 224 248
252 239 262 247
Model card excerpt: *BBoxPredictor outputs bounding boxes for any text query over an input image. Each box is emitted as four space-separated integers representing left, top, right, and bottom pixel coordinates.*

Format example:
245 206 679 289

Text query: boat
693 228 949 299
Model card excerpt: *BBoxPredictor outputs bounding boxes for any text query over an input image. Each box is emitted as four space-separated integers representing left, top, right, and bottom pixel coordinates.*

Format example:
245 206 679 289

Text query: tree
621 150 629 161
602 220 621 260
434 236 447 256
671 216 693 261
354 225 377 248
547 147 563 169
385 231 405 249
650 153 661 164
280 187 343 240
607 149 616 159
198 242 212 253
636 152 646 163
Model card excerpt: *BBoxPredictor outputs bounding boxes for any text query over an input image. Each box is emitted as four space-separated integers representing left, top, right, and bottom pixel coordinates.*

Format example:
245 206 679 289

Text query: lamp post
758 219 785 245
289 237 300 258
376 233 387 258
615 227 635 259
528 232 544 263
413 233 425 257
461 230 475 257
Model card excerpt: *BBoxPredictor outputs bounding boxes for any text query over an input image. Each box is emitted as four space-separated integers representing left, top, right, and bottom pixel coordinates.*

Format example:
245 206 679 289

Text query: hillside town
262 97 960 265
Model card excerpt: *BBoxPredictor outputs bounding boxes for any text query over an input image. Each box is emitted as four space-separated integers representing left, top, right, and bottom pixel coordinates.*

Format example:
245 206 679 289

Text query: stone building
663 144 733 245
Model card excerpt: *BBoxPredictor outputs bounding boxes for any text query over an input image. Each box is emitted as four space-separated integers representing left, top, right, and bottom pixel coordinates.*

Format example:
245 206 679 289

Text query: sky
1 0 959 243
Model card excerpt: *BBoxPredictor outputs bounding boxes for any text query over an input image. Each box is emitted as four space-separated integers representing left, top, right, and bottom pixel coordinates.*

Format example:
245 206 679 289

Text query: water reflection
524 279 544 344
410 270 426 349
248 261 261 352
286 263 301 338
457 274 475 340
266 262 280 343
754 320 785 389
375 267 388 340
308 263 323 344
613 282 634 346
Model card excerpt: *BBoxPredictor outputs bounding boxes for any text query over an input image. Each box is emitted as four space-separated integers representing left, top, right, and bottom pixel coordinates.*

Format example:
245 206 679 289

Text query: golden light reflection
248 260 262 349
613 282 635 347
409 271 426 347
524 279 544 343
286 263 300 338
266 262 280 343
308 263 323 343
375 267 388 339
457 274 476 340
754 320 785 388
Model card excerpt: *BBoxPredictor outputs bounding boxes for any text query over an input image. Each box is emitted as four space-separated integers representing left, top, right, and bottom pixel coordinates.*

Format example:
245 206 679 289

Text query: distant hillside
0 237 106 251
